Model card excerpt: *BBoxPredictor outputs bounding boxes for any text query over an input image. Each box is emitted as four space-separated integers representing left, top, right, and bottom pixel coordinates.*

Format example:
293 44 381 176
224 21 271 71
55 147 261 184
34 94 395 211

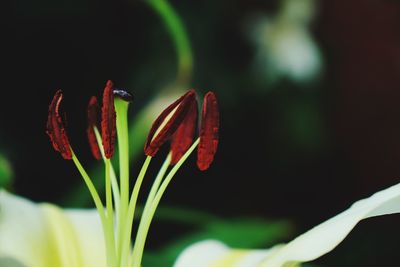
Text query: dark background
2 0 400 266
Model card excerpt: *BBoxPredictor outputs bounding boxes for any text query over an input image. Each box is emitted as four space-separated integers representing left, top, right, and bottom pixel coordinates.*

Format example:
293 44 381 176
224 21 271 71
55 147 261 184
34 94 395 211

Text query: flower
174 181 400 267
3 82 400 267
0 82 220 267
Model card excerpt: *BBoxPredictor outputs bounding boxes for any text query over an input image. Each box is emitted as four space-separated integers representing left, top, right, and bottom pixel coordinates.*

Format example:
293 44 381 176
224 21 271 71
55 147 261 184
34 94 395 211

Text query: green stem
131 139 199 267
146 0 193 85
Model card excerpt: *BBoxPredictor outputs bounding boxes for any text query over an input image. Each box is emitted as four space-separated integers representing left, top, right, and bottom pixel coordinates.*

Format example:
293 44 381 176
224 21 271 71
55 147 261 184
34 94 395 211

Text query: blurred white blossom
249 0 322 85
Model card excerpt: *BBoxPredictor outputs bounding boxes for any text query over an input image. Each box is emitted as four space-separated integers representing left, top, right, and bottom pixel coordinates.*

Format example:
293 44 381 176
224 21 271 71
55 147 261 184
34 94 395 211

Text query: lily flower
174 181 400 267
6 82 400 267
0 82 219 267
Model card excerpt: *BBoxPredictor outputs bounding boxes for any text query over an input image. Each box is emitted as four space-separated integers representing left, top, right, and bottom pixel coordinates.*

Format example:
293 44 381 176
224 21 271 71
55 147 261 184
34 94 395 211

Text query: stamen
197 92 219 171
87 96 102 160
144 89 196 157
171 98 198 164
46 90 72 160
101 80 117 159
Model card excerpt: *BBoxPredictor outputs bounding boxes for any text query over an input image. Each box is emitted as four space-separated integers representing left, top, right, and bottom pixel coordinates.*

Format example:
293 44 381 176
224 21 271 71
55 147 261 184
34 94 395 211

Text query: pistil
114 96 131 265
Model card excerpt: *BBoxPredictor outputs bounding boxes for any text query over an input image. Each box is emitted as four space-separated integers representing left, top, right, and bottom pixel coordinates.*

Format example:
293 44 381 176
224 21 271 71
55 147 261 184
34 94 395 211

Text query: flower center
46 81 219 267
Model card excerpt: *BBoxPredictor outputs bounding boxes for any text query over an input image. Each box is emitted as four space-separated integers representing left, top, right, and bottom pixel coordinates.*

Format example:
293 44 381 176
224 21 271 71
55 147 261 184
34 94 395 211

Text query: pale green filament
130 154 170 267
70 150 116 267
94 127 120 222
105 158 117 266
143 153 172 215
131 138 200 267
71 149 106 224
121 156 152 267
129 153 171 266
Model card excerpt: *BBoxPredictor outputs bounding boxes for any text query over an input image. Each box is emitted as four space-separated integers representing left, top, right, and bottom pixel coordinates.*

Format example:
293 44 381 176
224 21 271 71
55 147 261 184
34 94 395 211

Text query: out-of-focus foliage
0 154 13 189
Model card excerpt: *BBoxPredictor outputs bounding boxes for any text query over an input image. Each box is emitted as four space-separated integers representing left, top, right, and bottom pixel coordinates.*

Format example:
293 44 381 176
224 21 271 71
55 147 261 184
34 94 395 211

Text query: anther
144 90 196 157
46 90 72 160
197 92 219 171
87 96 102 160
170 99 198 165
101 80 117 159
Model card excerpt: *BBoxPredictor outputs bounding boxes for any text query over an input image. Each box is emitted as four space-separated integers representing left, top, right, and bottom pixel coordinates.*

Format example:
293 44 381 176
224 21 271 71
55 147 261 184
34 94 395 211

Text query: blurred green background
2 0 400 266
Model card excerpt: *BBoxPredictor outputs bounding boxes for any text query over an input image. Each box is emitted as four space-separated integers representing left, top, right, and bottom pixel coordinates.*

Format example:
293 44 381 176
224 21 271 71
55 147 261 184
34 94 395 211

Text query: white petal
174 240 230 267
64 209 106 267
0 190 106 267
261 182 400 266
173 240 276 267
174 182 400 267
0 190 53 267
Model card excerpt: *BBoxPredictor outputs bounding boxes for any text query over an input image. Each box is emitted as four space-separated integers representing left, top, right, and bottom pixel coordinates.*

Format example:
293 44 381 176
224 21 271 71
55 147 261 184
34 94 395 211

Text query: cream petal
173 240 231 267
0 190 53 267
174 182 400 267
173 240 276 267
63 209 106 267
261 182 400 266
0 190 106 267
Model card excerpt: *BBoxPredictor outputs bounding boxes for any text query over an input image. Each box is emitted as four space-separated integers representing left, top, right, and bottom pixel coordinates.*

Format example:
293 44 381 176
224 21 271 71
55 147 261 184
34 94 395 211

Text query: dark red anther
145 90 196 157
87 96 102 160
197 92 219 171
101 80 116 159
170 99 198 165
46 90 72 160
